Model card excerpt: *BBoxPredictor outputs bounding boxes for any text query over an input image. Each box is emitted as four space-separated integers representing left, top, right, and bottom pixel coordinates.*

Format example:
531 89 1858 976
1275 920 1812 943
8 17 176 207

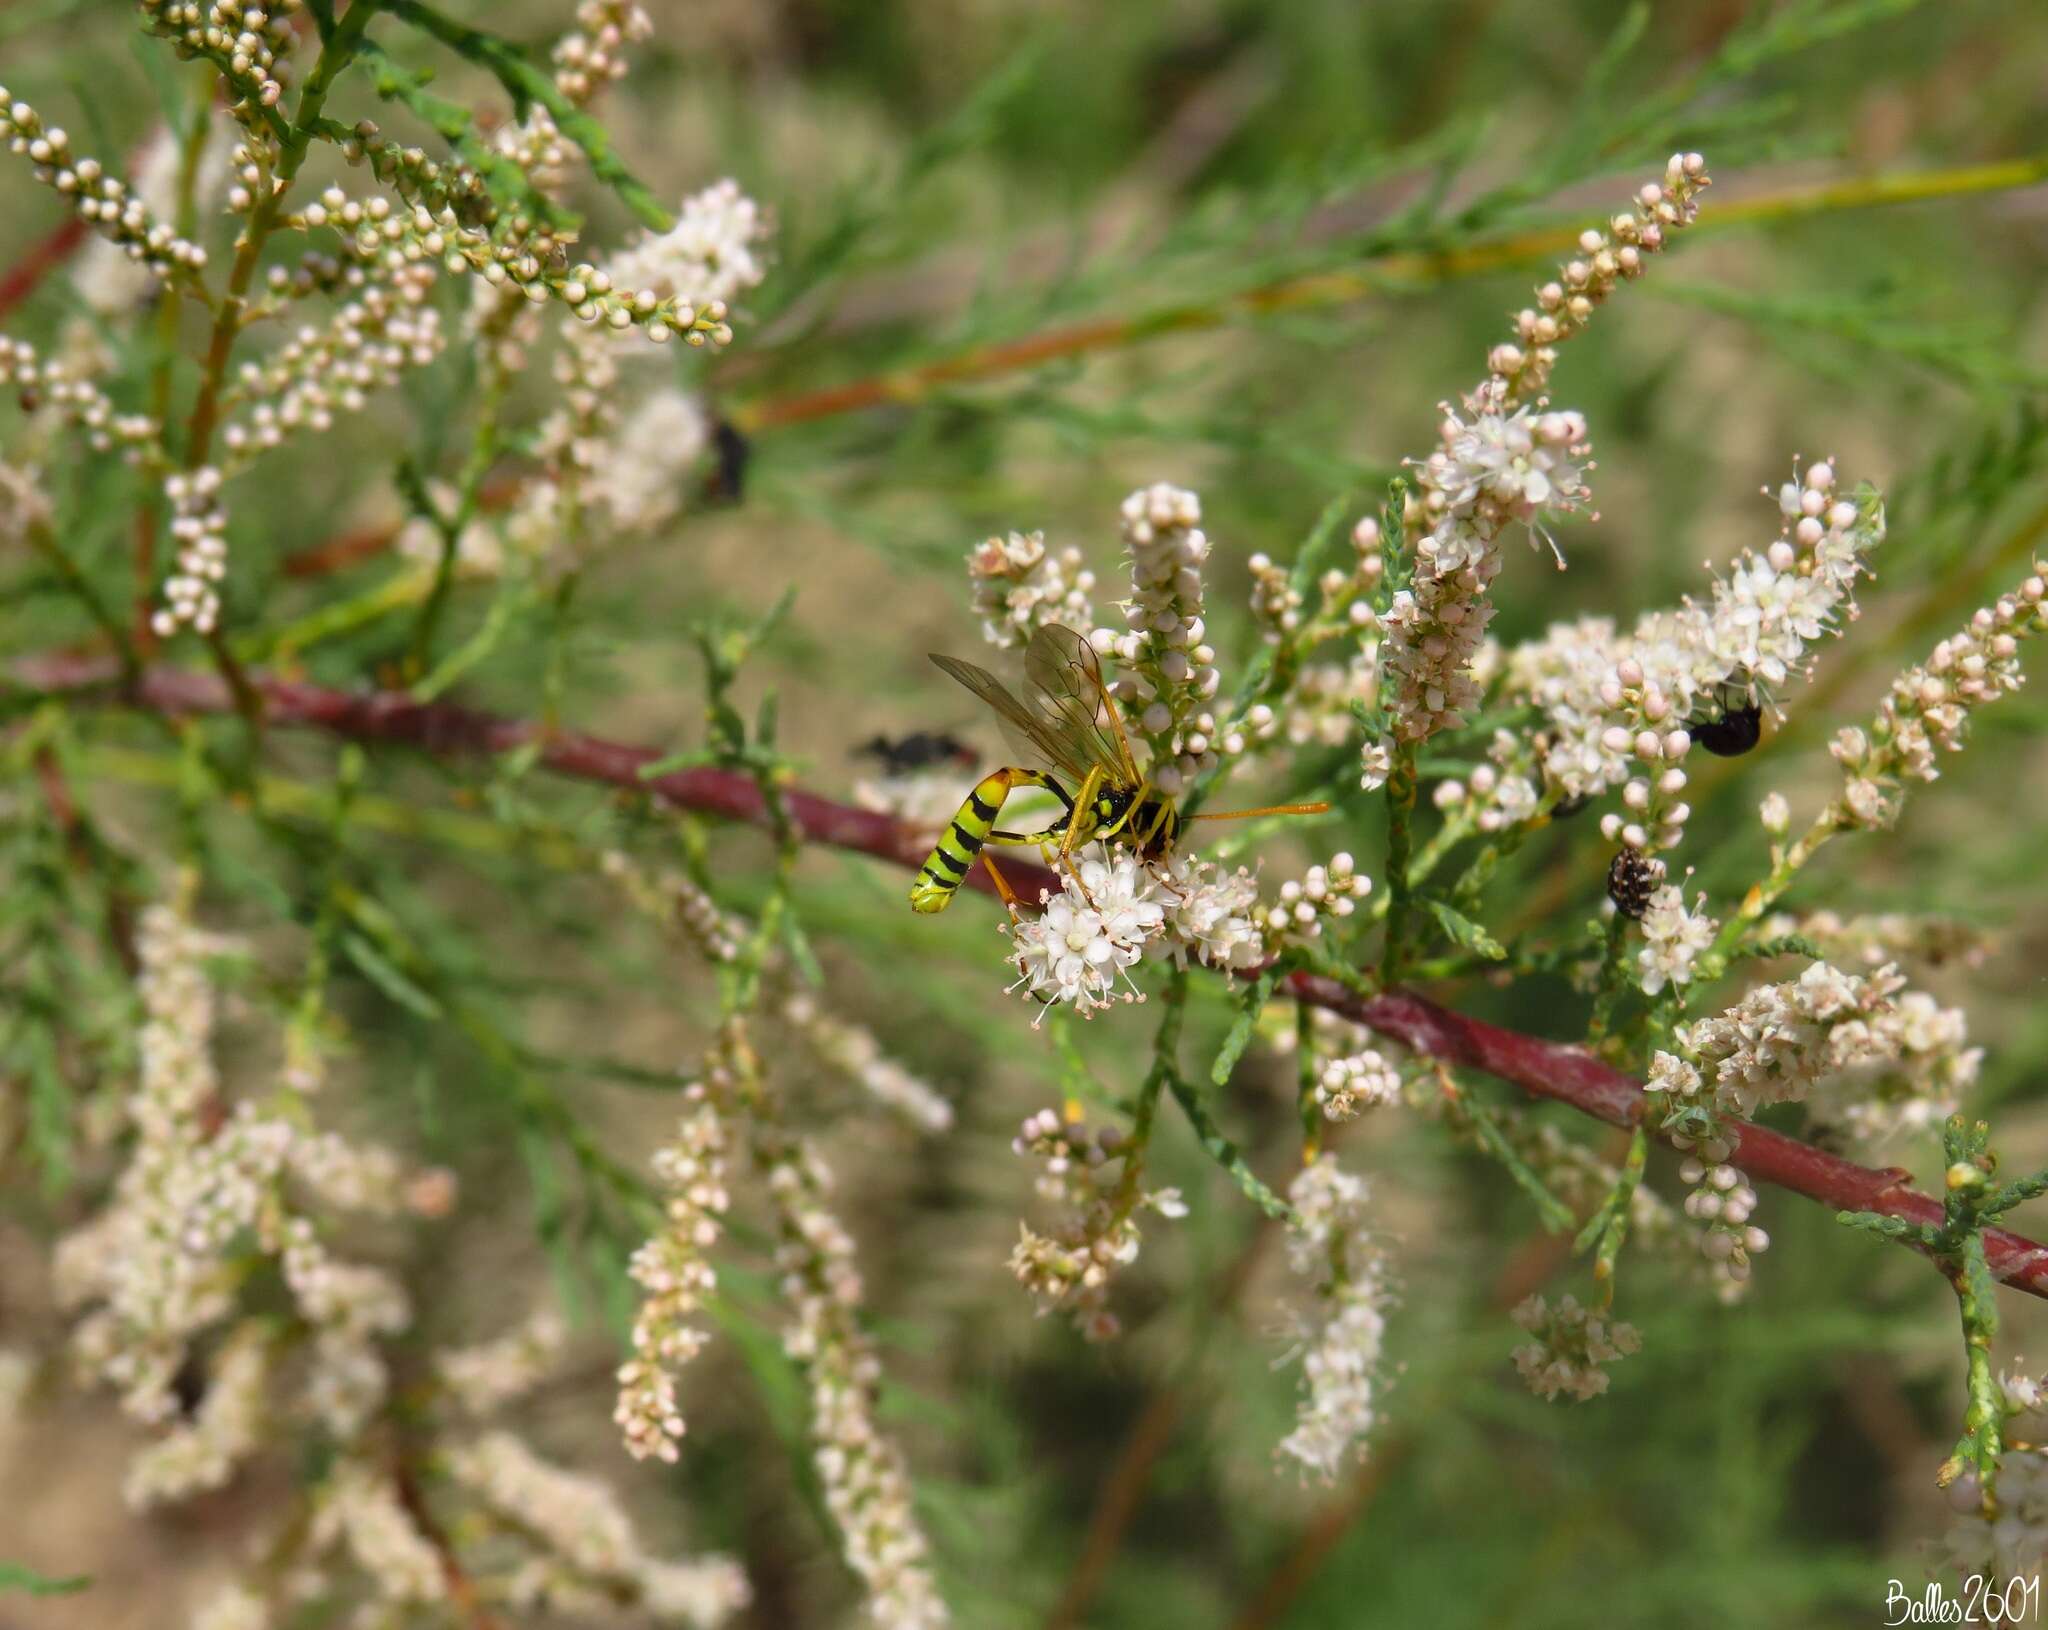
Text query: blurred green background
4 0 2048 1625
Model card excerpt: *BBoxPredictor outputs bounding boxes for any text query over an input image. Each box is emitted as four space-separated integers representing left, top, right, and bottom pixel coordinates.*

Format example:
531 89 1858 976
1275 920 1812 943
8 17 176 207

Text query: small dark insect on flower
704 416 752 505
1552 793 1592 820
1689 701 1763 757
858 732 978 775
1606 848 1661 920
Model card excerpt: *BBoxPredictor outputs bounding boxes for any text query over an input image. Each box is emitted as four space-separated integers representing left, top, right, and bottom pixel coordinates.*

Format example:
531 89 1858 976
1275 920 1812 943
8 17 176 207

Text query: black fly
1690 701 1763 757
858 732 978 775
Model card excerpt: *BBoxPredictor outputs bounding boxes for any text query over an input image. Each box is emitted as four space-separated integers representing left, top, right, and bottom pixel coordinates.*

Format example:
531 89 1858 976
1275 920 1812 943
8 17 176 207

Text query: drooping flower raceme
447 1430 748 1625
617 1093 731 1464
1009 1107 1186 1342
1367 153 1711 760
1277 1157 1389 1479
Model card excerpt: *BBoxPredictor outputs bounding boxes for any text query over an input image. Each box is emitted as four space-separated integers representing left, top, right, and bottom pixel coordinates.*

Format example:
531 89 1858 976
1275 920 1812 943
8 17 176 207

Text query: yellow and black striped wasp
909 623 1325 913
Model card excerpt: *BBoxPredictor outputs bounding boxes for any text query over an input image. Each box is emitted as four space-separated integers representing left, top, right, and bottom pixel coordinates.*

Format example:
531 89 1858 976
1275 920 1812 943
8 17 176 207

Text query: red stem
0 218 87 323
20 649 2048 1297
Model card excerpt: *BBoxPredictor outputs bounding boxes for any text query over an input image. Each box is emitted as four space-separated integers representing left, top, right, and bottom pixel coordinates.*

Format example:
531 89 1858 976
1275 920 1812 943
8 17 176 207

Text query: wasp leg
979 849 1021 910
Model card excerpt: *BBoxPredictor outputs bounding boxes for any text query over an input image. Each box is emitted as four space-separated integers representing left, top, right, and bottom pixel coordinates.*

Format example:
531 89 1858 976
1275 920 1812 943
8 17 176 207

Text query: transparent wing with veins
1019 624 1138 786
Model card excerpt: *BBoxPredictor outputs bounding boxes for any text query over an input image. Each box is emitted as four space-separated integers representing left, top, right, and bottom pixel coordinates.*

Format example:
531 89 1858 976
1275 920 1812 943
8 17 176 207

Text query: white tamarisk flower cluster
1261 851 1370 944
759 1128 949 1629
447 1431 748 1625
617 1093 732 1463
784 992 954 1133
1159 852 1265 971
1096 483 1224 794
1806 985 1979 1144
219 272 444 465
968 529 1098 648
1369 155 1710 760
436 1308 568 1418
1004 850 1166 1022
190 1582 270 1630
1277 1157 1388 1479
1650 958 1909 1121
55 886 432 1486
587 385 711 535
72 123 232 315
1510 1293 1641 1402
1 90 209 282
0 334 159 457
309 1460 447 1605
1832 559 2048 829
1509 464 1884 846
154 467 229 637
1313 1047 1403 1122
608 178 772 324
121 1321 270 1510
1009 1107 1185 1341
1766 908 1990 975
1636 883 1716 995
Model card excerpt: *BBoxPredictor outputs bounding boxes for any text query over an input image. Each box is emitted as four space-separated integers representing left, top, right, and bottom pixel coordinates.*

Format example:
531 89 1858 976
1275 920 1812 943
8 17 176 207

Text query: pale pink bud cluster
154 467 229 637
617 1097 731 1463
1373 156 1711 756
1832 559 2048 828
552 1 656 104
761 1129 949 1628
1096 483 1224 794
968 528 1098 648
448 1430 748 1624
784 992 953 1133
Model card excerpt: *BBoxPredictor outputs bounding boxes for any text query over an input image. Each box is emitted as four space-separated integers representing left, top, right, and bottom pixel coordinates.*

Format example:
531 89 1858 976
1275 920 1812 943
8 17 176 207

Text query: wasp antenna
1187 801 1331 823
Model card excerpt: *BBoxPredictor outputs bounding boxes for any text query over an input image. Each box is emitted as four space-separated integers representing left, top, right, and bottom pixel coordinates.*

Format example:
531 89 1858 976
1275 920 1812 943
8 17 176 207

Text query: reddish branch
0 218 87 323
19 649 2048 1299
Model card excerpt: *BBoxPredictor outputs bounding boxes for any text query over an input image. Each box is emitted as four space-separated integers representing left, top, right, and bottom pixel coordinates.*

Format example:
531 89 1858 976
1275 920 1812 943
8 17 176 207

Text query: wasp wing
929 651 1098 784
1023 624 1139 786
